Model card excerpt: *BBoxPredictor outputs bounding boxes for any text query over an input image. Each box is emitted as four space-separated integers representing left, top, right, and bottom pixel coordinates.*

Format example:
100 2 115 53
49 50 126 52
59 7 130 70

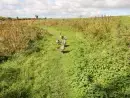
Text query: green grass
0 16 130 98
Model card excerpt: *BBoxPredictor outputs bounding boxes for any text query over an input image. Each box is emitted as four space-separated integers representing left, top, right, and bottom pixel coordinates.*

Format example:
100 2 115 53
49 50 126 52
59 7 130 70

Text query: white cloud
0 0 19 4
0 0 130 18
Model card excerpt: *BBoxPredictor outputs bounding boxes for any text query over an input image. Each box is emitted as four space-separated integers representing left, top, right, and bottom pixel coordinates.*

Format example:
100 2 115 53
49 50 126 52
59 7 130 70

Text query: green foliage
0 16 130 98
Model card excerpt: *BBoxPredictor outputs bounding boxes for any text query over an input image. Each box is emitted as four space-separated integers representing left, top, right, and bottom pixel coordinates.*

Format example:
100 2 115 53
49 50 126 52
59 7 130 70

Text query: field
0 16 130 98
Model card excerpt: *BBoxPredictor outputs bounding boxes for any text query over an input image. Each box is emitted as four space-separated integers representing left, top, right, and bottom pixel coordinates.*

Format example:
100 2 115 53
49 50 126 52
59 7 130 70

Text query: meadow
0 16 130 98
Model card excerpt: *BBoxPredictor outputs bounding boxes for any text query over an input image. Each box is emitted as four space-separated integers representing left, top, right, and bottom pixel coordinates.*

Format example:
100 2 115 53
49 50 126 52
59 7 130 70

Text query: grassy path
41 26 85 98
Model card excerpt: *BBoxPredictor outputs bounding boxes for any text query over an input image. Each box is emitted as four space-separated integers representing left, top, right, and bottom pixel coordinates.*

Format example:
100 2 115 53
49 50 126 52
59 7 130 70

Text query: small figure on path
60 33 67 45
56 32 68 53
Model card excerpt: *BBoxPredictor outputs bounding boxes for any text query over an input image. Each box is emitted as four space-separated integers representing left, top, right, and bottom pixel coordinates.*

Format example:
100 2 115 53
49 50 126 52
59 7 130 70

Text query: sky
0 0 130 18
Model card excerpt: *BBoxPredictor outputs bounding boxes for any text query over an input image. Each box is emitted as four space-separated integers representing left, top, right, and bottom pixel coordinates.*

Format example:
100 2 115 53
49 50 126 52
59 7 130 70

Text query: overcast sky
0 0 130 18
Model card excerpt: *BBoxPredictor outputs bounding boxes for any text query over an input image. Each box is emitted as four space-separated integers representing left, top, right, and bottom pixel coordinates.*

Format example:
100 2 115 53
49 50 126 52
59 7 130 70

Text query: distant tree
16 16 19 20
35 15 38 19
7 17 12 20
45 17 47 20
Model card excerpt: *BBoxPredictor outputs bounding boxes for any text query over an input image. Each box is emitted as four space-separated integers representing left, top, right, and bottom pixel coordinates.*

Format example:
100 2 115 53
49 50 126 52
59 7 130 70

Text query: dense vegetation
0 16 130 98
0 20 48 57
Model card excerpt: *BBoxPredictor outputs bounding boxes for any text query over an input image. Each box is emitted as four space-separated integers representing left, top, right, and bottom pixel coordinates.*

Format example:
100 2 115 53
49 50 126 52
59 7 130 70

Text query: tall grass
0 20 48 56
41 16 129 45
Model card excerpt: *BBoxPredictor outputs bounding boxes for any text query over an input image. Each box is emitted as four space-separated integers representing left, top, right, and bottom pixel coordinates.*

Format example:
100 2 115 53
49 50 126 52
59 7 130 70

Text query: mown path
39 26 85 98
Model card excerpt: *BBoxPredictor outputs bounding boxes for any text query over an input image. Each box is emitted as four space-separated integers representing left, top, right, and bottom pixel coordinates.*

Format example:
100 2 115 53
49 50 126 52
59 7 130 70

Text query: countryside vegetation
0 16 130 98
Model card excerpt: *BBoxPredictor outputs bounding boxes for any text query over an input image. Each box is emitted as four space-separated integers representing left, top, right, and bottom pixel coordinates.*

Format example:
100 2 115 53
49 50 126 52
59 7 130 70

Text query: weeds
0 20 48 57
